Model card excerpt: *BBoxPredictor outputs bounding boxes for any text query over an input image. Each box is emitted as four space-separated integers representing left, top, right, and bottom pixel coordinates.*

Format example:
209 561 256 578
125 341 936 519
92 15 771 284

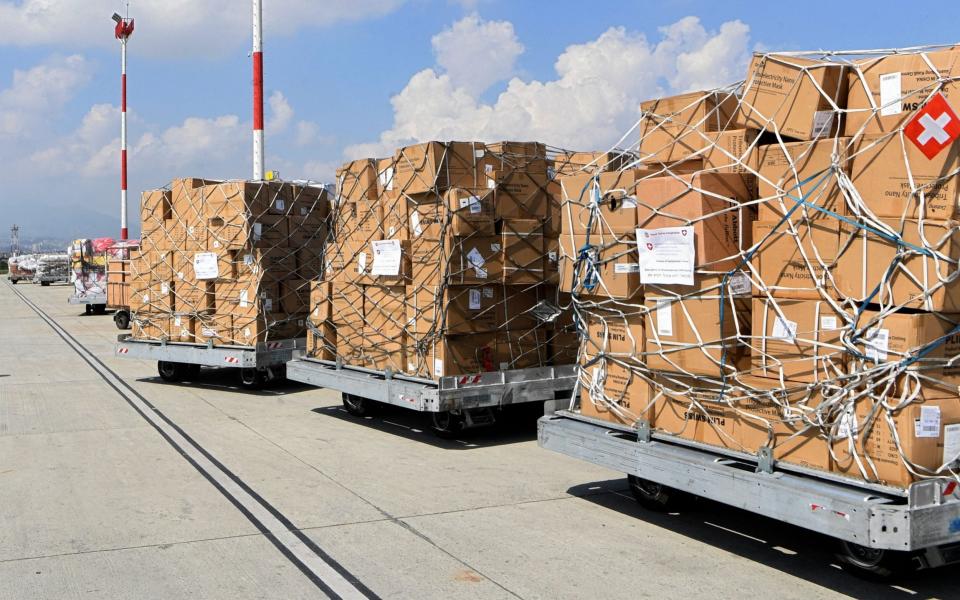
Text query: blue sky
1 0 959 240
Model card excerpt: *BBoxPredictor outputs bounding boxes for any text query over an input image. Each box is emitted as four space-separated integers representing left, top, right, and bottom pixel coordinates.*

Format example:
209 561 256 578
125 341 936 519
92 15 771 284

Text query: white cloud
431 13 523 95
0 54 93 138
348 16 751 158
267 91 294 133
0 0 408 57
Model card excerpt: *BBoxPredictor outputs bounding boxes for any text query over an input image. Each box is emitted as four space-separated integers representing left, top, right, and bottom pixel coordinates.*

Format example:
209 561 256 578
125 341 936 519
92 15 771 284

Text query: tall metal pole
114 11 134 240
120 36 129 240
252 0 265 181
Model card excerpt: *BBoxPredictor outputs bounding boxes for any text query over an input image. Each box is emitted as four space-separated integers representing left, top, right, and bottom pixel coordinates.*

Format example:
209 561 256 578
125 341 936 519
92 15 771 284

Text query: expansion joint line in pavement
5 283 379 600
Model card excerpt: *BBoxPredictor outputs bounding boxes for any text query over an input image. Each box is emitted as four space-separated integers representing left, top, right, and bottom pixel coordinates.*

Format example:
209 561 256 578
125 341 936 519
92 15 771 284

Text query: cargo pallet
539 411 960 578
114 334 305 389
68 292 108 314
287 358 577 437
34 274 68 287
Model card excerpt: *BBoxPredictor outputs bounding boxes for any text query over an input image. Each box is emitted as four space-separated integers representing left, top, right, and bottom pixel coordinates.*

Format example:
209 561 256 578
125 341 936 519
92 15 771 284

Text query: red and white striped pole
252 0 265 181
114 13 135 240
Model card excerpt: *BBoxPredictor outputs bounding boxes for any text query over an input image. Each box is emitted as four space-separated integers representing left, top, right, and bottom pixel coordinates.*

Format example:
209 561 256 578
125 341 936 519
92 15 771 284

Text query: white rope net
566 45 960 488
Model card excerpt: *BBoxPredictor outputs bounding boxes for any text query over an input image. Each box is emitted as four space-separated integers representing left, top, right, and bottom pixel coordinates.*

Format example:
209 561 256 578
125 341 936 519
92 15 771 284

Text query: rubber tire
157 361 187 383
239 368 266 390
835 542 916 581
114 310 131 330
9 279 16 285
40 281 50 287
92 304 107 315
627 475 680 512
342 393 375 417
430 411 465 439
84 304 93 315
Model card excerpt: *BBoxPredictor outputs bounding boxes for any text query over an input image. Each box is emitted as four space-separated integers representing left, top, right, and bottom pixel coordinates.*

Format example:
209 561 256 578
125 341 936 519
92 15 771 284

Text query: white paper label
482 287 494 298
212 240 221 249
469 289 482 310
243 327 251 338
838 409 857 438
244 254 254 266
811 110 835 138
434 359 444 377
264 298 273 313
202 328 217 338
240 290 249 308
410 211 423 236
379 166 394 191
636 227 695 285
916 406 941 438
193 252 220 280
864 328 889 362
371 239 402 276
487 177 496 190
357 252 367 274
656 299 674 337
729 273 751 295
614 263 640 274
772 317 798 343
142 294 150 304
490 243 501 252
547 251 558 262
943 424 960 466
467 247 485 269
820 316 838 330
275 198 285 211
174 316 181 326
620 196 638 209
468 196 482 214
177 271 185 280
253 222 263 241
161 283 169 295
880 72 902 117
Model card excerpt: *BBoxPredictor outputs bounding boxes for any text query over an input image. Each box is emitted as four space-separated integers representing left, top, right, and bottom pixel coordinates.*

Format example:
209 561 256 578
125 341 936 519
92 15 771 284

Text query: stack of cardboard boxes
307 141 581 379
567 47 960 488
130 178 329 346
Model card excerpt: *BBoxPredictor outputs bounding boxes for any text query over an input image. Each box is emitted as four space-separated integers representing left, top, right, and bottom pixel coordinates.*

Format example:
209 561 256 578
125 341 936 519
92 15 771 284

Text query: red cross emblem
904 92 960 160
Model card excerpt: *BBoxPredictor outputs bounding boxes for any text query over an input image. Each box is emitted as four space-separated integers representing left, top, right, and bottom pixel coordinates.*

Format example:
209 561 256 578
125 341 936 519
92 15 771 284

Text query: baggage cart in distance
114 334 305 389
68 292 108 314
286 357 577 437
539 410 960 579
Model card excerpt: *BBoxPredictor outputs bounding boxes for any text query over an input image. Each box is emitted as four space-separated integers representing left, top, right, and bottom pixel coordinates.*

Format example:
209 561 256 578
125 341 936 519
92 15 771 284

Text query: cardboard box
751 297 846 383
635 173 753 271
758 138 852 221
440 236 504 285
847 309 960 376
407 196 446 240
499 327 550 371
638 90 740 162
362 285 407 372
849 133 960 220
650 373 738 449
558 234 641 300
845 48 960 136
559 169 650 237
498 285 559 332
740 54 847 140
643 273 752 377
409 284 501 335
336 159 379 202
445 188 495 235
579 360 652 427
502 220 545 285
752 220 840 299
582 309 645 358
195 314 233 345
554 151 635 177
131 313 169 341
394 141 488 195
307 320 337 361
234 314 305 346
836 219 960 312
832 394 960 488
428 333 499 378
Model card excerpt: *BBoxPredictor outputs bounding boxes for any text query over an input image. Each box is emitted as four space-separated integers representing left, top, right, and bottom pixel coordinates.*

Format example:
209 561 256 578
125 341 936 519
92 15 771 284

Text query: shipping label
636 226 695 285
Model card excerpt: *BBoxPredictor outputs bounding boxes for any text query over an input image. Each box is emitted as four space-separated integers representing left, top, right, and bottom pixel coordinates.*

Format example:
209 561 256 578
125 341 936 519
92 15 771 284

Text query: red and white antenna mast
113 7 135 241
252 0 265 181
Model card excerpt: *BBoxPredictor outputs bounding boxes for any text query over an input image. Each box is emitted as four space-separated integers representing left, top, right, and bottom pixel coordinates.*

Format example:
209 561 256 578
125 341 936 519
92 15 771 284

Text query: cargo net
307 142 612 379
132 178 329 347
566 44 960 488
69 238 116 297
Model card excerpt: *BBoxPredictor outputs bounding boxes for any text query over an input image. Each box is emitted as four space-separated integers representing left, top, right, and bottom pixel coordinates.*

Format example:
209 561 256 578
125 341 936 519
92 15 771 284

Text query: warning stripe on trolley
117 347 129 354
224 356 241 364
7 282 378 600
458 375 483 385
266 341 283 350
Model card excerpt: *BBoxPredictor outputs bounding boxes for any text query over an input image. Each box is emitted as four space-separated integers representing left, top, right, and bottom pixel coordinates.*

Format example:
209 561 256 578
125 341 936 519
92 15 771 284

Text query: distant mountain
2 201 139 243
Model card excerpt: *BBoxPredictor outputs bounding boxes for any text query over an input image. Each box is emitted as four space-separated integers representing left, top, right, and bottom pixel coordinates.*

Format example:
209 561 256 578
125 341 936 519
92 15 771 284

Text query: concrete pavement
0 281 953 599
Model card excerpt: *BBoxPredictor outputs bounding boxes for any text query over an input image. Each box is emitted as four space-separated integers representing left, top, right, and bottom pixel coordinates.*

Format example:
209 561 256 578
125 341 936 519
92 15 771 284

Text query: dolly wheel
627 475 680 511
430 411 465 439
835 542 917 581
84 304 93 315
185 364 202 380
114 310 131 330
10 279 17 285
157 361 187 383
239 368 266 390
93 304 107 315
41 281 50 287
342 394 376 417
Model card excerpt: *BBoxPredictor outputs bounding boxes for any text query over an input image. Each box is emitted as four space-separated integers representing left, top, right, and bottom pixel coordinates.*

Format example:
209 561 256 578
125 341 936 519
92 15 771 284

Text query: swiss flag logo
904 93 960 159
646 243 654 251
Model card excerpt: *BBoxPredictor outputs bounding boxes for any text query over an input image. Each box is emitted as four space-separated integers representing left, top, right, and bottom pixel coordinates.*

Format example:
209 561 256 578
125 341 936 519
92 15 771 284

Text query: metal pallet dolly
115 334 305 389
539 410 960 579
69 292 108 314
287 358 577 437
